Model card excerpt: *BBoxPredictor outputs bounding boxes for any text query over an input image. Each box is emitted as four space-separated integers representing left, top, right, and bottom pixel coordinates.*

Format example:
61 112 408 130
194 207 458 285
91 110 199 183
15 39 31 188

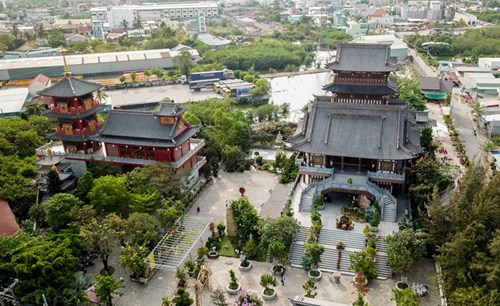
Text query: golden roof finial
51 163 58 173
60 46 72 77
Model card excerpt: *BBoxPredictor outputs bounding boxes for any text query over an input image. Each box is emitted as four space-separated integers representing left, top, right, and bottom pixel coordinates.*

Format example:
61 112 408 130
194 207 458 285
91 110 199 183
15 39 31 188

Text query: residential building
418 77 453 100
461 72 500 99
478 58 500 73
28 74 52 97
427 1 442 20
197 33 231 49
454 12 477 26
91 20 105 40
91 2 219 30
346 21 368 37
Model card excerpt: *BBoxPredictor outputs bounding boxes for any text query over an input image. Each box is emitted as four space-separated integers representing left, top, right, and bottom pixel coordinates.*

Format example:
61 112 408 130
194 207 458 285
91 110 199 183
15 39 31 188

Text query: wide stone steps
290 243 392 279
318 228 367 250
299 187 317 212
290 227 392 279
382 197 396 222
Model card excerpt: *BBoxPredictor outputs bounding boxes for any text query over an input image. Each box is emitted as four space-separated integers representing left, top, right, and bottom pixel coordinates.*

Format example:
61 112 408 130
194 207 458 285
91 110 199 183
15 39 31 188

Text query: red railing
334 78 387 86
49 99 100 114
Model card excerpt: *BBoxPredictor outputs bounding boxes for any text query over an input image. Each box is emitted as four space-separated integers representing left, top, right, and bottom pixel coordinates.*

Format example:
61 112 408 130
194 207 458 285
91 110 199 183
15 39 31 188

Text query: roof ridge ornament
60 46 72 77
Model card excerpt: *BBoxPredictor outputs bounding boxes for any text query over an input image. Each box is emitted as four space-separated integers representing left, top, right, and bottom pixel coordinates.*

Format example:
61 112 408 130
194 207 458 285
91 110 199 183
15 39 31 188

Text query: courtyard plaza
86 170 440 306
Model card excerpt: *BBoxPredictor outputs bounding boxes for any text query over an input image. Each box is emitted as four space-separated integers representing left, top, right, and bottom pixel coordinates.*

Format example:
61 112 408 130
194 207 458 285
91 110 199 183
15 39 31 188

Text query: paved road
107 84 220 107
450 90 487 162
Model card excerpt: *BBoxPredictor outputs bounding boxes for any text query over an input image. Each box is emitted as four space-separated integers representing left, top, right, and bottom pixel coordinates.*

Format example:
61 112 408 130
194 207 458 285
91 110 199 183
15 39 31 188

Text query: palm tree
133 18 143 30
121 19 129 30
35 23 44 39
95 89 108 104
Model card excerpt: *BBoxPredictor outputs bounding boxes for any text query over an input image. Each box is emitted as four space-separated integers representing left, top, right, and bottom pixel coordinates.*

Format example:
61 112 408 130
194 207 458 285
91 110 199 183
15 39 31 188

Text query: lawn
217 236 267 262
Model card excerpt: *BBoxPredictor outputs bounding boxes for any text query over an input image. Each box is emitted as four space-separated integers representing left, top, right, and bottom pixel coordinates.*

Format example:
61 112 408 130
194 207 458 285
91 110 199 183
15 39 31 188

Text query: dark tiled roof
153 103 186 117
418 77 453 94
323 84 397 95
43 105 107 119
326 43 397 72
37 77 102 98
419 77 440 91
92 109 200 147
48 131 98 142
288 102 422 160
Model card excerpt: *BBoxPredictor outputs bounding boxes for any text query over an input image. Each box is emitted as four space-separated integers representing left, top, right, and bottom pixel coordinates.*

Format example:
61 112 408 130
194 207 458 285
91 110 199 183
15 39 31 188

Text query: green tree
120 19 129 30
156 198 184 229
87 159 119 178
229 197 260 241
126 212 160 248
391 288 420 306
95 89 109 104
397 77 426 111
44 193 82 231
88 176 130 215
349 250 377 280
126 163 184 200
119 243 148 278
46 168 62 196
72 171 94 203
172 288 194 306
15 130 43 158
94 275 125 306
221 144 246 172
258 215 299 253
385 234 414 283
303 279 317 298
129 185 162 213
173 50 194 77
47 28 66 47
250 79 271 102
79 215 122 274
0 233 79 305
420 126 436 152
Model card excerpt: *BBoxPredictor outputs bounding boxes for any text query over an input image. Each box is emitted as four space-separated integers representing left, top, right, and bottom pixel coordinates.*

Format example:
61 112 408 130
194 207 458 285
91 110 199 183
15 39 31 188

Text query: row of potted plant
226 269 279 301
443 114 470 166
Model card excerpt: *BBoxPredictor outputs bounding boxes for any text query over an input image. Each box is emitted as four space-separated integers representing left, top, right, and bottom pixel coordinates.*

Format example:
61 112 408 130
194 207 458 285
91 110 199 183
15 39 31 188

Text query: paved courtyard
87 170 440 306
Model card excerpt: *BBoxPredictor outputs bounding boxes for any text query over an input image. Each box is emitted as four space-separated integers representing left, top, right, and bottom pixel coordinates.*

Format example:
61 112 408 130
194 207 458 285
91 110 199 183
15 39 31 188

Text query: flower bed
336 215 354 230
340 206 366 222
234 289 263 306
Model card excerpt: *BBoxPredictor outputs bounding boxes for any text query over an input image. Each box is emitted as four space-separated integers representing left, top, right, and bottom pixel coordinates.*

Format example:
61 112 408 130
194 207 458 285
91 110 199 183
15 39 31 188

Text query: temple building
36 50 206 180
288 43 432 222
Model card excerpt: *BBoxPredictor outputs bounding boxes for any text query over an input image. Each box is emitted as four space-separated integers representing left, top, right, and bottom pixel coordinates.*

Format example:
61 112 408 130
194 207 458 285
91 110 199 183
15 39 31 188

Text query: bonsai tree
216 221 226 237
303 279 317 298
176 267 187 287
352 272 370 306
349 250 377 280
369 211 380 228
210 289 229 306
260 274 278 296
243 240 257 258
172 288 194 306
305 242 324 273
197 246 209 261
184 260 196 276
228 269 239 290
336 242 346 270
391 288 420 306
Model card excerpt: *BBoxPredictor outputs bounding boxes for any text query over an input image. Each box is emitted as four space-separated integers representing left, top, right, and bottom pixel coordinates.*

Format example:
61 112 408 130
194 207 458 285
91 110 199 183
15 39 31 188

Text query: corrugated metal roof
0 87 29 114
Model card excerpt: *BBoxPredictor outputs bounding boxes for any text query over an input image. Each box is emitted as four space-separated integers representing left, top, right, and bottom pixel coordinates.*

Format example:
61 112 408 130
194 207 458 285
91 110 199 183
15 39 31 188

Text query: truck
188 78 221 92
222 82 254 97
214 79 247 93
182 69 234 87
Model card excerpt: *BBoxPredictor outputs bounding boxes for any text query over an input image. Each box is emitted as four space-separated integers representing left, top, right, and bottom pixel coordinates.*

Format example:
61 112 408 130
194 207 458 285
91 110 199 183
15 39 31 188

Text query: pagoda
323 43 398 105
288 43 433 222
37 49 105 154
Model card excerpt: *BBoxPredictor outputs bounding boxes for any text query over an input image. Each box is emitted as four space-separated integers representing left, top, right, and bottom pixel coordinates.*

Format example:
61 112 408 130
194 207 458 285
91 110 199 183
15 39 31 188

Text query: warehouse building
0 49 200 81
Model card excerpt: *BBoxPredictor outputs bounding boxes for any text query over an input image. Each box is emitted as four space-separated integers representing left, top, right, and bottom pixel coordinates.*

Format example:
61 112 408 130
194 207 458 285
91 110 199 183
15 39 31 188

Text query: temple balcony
334 78 388 86
299 165 334 177
55 121 103 136
191 156 207 174
44 104 107 119
49 100 100 114
367 171 405 184
37 139 206 169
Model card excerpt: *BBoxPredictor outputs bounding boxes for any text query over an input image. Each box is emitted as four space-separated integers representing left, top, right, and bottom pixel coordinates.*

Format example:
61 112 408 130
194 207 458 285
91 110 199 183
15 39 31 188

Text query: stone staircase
298 175 398 222
289 226 392 279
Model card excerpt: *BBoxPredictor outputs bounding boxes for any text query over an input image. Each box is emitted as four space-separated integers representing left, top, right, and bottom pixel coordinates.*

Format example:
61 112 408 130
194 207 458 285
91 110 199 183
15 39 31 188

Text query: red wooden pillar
341 157 345 172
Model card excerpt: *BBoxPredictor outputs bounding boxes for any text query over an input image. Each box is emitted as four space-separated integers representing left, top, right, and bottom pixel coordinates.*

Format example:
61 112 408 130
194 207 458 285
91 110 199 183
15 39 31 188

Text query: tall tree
126 212 160 248
397 77 426 111
72 171 94 203
46 167 62 196
88 176 130 215
44 193 82 232
173 50 194 77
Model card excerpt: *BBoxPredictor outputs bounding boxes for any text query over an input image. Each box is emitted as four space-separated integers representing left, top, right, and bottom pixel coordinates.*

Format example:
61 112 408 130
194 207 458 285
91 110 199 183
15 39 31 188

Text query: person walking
281 275 285 286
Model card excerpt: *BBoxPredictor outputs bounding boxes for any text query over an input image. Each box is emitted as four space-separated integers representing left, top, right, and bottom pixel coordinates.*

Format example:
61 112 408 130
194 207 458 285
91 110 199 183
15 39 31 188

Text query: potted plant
353 272 368 287
176 267 187 288
303 279 317 298
197 246 209 263
365 246 376 258
349 250 378 281
268 241 287 276
336 242 346 271
260 274 278 301
226 269 240 295
315 194 325 210
239 256 252 272
302 256 312 271
216 221 226 237
184 260 196 277
208 247 219 259
369 212 380 232
233 289 263 306
305 242 324 281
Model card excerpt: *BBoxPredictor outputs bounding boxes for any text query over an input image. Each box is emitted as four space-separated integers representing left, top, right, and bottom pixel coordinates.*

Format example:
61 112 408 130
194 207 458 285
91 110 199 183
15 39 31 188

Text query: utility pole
0 279 20 306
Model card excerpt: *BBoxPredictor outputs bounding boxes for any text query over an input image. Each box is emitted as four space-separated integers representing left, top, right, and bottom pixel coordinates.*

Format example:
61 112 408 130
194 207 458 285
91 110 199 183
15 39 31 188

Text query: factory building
0 49 200 81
